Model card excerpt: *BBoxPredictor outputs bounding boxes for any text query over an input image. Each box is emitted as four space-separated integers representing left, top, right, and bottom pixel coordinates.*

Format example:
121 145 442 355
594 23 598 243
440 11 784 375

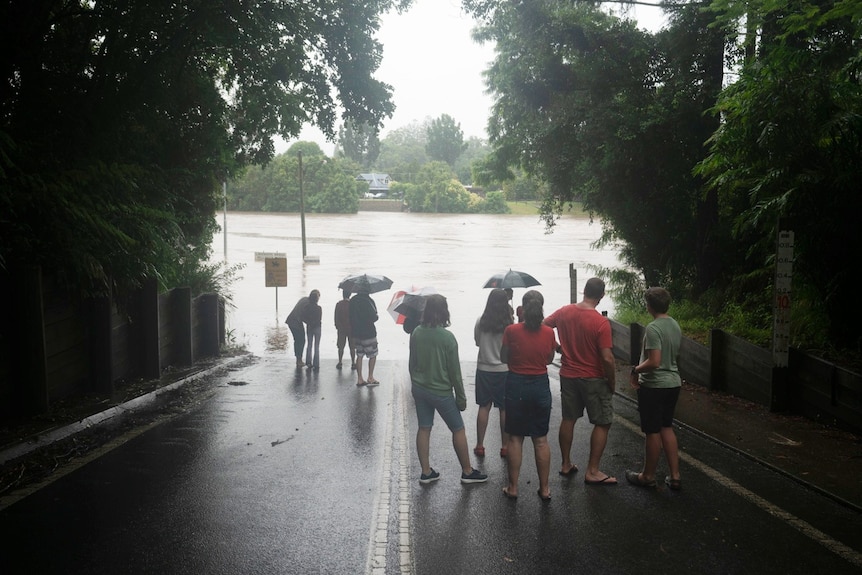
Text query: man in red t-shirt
544 277 618 485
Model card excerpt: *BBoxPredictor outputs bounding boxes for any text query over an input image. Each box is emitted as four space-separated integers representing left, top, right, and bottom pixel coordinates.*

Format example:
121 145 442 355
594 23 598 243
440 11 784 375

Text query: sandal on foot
502 487 518 499
665 476 682 491
559 465 579 477
625 470 656 488
537 489 551 501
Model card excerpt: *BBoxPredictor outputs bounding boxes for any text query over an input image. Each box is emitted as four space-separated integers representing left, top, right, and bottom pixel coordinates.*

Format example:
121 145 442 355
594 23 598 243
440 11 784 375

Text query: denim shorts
411 384 465 432
475 370 507 408
503 372 551 437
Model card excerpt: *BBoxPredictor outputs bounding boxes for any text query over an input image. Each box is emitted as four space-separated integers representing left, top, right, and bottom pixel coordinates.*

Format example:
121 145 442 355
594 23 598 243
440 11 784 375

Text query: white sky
278 0 666 156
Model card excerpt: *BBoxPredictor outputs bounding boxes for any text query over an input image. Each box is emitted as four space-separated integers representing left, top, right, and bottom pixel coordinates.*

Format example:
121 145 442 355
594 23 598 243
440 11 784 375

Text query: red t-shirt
502 323 556 376
544 304 612 379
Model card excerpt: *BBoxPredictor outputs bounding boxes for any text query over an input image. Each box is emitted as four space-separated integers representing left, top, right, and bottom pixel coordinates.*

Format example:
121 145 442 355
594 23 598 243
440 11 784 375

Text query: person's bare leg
505 435 524 497
452 427 474 474
534 435 551 498
640 432 662 482
499 409 509 452
660 426 680 480
558 418 577 474
416 426 432 475
475 403 491 451
367 356 377 382
584 424 616 483
356 355 366 384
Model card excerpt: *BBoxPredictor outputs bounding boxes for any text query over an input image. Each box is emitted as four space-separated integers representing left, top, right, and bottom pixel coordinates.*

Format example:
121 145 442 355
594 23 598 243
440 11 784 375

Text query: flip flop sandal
625 470 656 487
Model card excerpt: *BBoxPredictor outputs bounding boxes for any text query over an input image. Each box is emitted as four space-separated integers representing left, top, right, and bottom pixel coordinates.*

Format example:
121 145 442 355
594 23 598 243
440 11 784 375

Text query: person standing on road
473 288 513 459
349 290 380 387
334 290 355 370
501 290 557 500
625 287 683 490
285 291 313 368
303 290 322 371
543 277 618 485
409 294 488 486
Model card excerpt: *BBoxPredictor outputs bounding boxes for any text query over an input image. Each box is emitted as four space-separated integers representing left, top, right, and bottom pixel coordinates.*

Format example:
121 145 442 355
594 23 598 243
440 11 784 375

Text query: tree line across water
3 1 860 368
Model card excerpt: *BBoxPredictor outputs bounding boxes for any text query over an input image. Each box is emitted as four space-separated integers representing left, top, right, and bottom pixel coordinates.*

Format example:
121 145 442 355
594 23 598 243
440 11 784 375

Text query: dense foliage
0 0 409 297
464 0 862 353
229 143 364 213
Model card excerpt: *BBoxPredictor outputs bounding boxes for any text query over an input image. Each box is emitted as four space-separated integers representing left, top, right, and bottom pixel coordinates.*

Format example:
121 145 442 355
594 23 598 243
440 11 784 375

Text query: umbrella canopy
338 273 393 294
386 286 437 324
483 269 541 289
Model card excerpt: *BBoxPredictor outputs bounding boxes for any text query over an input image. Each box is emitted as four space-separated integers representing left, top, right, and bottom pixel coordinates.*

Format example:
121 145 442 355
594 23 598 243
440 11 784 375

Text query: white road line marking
366 369 414 575
616 416 862 568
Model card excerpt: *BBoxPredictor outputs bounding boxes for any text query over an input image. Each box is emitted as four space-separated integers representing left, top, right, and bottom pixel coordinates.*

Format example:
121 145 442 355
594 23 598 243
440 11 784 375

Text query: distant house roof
357 173 391 191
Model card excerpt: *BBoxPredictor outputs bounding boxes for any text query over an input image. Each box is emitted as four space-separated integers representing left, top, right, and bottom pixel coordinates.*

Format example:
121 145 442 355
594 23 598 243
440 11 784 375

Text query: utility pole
298 151 307 258
223 181 228 260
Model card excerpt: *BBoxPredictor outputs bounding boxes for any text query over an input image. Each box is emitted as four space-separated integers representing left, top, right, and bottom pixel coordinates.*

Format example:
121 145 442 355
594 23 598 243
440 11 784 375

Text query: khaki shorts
560 376 614 425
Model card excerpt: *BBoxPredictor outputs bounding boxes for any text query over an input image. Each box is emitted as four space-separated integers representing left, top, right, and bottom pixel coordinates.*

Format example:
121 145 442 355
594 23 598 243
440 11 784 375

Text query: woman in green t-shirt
409 294 488 486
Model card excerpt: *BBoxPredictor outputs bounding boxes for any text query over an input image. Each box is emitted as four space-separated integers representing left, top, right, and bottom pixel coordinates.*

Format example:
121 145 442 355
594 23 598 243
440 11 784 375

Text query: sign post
265 257 288 312
771 220 793 411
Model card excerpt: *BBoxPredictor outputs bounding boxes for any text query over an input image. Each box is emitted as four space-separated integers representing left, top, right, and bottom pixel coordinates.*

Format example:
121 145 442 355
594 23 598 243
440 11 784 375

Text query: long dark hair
479 288 513 333
522 290 544 331
421 294 451 328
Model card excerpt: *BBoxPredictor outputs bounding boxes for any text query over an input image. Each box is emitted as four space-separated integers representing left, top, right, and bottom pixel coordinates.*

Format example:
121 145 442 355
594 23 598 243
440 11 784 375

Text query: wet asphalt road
1 356 861 575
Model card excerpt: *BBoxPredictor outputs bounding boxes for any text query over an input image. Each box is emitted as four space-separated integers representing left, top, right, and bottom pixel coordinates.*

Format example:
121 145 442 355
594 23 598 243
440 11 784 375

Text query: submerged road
1 356 861 574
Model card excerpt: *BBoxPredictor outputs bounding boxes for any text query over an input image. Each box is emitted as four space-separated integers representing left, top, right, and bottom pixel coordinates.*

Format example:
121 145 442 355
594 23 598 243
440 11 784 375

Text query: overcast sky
278 0 666 155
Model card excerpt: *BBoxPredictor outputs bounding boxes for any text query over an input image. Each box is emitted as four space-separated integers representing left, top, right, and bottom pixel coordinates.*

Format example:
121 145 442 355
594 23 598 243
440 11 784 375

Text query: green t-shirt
409 326 465 408
639 316 682 389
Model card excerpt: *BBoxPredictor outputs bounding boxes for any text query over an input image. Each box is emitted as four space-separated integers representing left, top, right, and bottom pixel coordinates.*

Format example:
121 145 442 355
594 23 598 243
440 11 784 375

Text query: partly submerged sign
265 257 287 287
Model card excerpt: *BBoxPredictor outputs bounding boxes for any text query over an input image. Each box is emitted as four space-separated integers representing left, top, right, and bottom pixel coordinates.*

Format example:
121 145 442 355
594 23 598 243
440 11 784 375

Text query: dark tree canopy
464 0 862 350
0 0 410 297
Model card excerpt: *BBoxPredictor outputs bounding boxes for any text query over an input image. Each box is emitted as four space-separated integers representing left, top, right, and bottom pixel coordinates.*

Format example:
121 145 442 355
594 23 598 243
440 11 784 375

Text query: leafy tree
0 0 409 298
425 114 469 166
374 121 429 183
698 0 862 348
228 143 362 213
466 0 725 295
454 136 491 185
471 190 510 214
336 119 381 169
404 161 470 212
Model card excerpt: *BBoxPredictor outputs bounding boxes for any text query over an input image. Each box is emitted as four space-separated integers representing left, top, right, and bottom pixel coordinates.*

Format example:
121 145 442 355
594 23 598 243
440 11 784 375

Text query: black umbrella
483 269 541 289
338 273 394 294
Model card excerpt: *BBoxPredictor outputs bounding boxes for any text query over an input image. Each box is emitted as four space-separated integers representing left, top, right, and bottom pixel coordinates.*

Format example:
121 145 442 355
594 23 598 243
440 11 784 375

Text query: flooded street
213 210 621 360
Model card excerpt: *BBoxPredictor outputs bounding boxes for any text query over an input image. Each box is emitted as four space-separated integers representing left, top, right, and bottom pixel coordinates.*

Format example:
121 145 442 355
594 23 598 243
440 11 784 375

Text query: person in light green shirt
409 294 488 486
625 287 683 491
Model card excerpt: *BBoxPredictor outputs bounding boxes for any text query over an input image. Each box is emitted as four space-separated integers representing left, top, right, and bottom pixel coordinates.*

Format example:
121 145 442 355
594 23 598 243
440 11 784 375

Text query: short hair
644 287 671 314
421 294 451 328
309 289 320 303
583 277 605 300
342 289 350 300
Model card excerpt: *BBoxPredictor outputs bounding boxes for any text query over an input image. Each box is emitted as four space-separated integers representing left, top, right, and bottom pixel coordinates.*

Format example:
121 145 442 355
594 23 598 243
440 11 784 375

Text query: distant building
357 173 391 198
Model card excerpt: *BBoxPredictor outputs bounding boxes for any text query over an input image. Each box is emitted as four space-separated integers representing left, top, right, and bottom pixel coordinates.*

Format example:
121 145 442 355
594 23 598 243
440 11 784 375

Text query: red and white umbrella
387 286 437 324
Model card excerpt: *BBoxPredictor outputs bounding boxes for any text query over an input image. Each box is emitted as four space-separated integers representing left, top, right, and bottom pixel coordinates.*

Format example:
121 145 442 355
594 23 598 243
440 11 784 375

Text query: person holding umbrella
349 288 380 387
409 294 488 485
473 288 513 459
